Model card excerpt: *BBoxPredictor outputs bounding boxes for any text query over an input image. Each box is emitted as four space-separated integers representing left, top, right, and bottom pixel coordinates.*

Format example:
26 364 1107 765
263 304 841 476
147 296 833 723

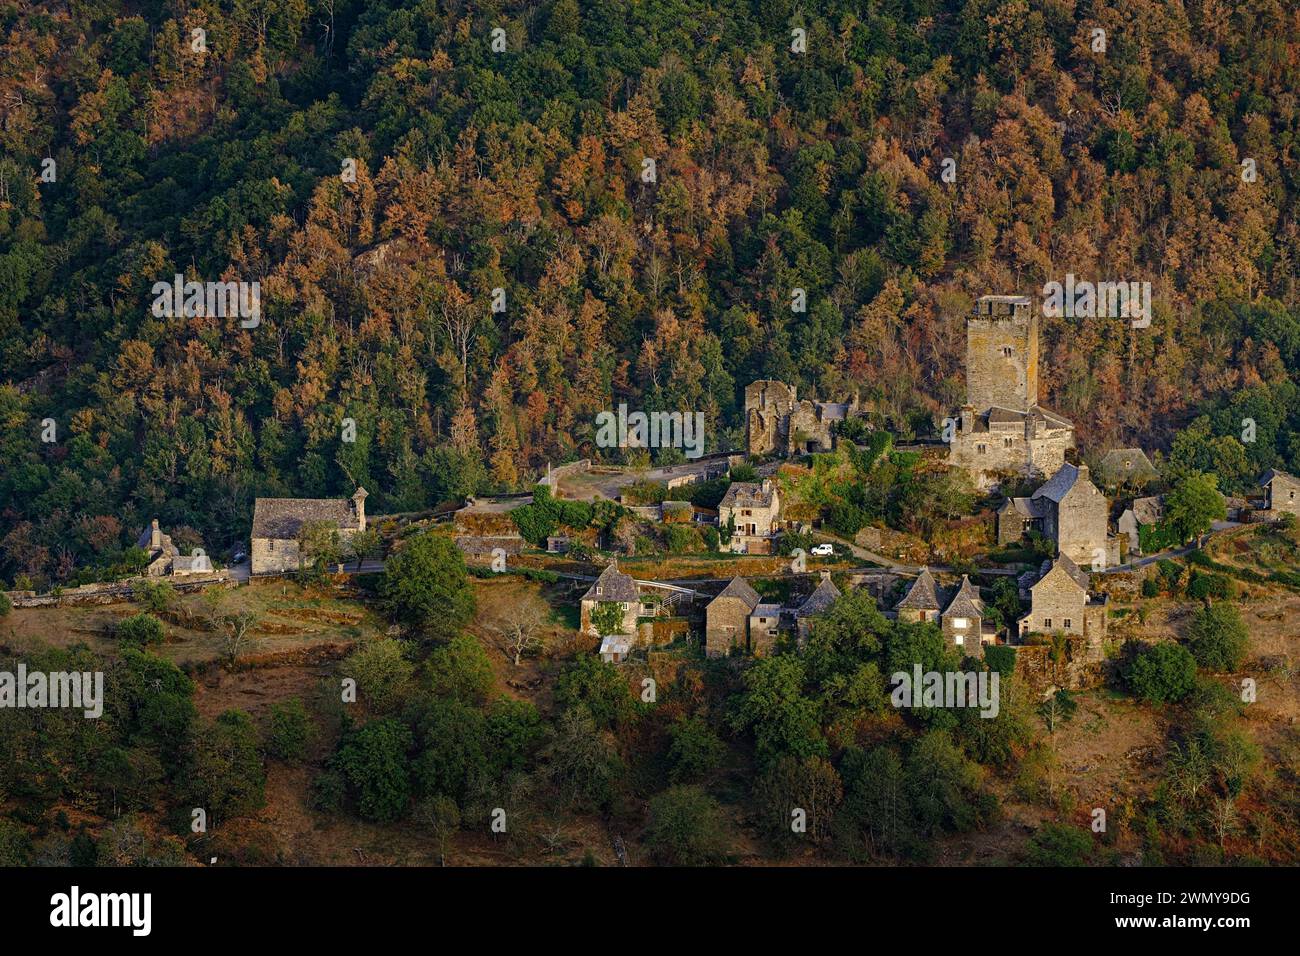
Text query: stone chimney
352 487 369 531
1077 463 1090 485
960 404 974 434
150 518 161 550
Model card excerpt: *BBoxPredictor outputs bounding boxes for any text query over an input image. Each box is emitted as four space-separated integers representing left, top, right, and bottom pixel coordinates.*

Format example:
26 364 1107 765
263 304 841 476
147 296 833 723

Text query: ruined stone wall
1012 640 1106 696
949 427 1071 484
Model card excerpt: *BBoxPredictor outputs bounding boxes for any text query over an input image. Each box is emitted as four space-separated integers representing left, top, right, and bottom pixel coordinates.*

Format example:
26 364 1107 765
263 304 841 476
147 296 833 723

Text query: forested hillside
2 0 1300 584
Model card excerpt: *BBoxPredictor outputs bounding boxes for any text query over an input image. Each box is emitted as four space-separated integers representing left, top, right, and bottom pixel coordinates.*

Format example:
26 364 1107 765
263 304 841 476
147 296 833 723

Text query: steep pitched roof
999 496 1042 519
1100 447 1155 474
711 575 761 612
795 576 841 618
582 561 640 603
1039 554 1091 592
896 567 941 610
1032 462 1080 503
135 521 179 557
252 496 361 539
1260 468 1298 487
942 575 984 620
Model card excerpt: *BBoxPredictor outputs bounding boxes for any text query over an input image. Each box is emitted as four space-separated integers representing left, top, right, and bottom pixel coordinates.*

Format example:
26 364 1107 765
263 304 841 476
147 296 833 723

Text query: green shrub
266 698 313 762
1026 823 1093 866
643 785 731 865
116 612 165 647
1187 570 1233 601
1187 603 1249 672
1126 642 1198 704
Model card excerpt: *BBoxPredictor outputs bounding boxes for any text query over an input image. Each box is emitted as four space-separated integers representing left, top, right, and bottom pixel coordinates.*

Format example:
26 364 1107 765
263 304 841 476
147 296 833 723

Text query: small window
954 635 964 645
1002 346 1013 357
1124 459 1132 468
1004 437 1013 447
977 444 987 454
1043 618 1052 628
952 617 968 629
1063 618 1073 629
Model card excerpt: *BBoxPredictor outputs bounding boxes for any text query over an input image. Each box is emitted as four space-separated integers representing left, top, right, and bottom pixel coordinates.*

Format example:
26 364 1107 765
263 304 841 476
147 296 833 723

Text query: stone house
1260 469 1300 517
748 601 784 656
1117 495 1164 556
894 568 996 653
705 576 762 657
997 463 1118 568
793 571 842 642
948 295 1076 488
996 496 1040 546
719 479 781 554
895 566 942 623
940 575 992 653
136 519 212 576
705 571 844 656
744 380 866 456
579 561 641 639
1018 555 1108 645
1096 448 1158 489
250 487 368 575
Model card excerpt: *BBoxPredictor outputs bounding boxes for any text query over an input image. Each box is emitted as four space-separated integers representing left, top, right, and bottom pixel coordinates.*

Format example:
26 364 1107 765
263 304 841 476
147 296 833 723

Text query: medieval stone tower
966 295 1039 412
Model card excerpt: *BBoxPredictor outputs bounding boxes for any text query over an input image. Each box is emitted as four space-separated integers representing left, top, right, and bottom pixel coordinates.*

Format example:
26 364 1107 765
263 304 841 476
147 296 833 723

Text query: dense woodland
3 0 1300 587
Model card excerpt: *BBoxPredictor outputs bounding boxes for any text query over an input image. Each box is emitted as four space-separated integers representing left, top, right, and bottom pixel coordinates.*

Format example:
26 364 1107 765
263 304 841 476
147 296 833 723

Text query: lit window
954 635 964 645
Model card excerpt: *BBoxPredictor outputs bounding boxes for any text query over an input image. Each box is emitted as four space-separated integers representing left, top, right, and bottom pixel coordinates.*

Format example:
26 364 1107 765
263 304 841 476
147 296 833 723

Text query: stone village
21 295 1296 698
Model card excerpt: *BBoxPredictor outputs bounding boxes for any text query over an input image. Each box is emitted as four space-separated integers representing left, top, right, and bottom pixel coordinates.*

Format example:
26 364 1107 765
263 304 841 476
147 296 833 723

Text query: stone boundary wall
6 571 233 608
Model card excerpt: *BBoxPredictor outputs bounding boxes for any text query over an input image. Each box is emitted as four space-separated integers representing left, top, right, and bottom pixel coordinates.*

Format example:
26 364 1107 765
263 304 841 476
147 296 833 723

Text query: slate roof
252 489 366 539
1040 554 1091 592
172 553 211 572
999 496 1042 518
942 575 984 620
582 562 640 603
967 405 1073 434
1099 447 1155 476
135 521 179 557
711 575 761 612
896 567 941 610
795 576 841 618
1032 462 1080 503
1260 468 1299 487
720 481 777 510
